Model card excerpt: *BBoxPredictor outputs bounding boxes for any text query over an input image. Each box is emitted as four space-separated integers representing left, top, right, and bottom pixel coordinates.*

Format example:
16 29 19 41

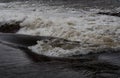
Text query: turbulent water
0 0 120 57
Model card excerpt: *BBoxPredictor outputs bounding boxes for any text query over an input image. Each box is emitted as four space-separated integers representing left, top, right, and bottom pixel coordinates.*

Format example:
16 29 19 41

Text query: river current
0 0 120 57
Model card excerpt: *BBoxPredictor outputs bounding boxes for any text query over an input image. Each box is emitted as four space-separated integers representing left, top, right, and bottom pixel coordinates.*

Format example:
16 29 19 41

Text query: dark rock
0 22 20 33
97 12 120 17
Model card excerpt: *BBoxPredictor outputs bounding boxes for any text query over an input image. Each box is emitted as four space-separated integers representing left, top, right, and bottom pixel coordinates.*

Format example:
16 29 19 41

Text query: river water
1 0 120 57
0 0 120 77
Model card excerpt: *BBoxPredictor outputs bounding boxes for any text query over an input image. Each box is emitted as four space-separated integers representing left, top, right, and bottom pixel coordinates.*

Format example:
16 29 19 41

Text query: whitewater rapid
0 1 120 57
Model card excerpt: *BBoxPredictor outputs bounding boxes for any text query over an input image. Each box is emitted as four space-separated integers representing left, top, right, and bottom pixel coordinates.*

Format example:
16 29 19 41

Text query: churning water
0 0 120 57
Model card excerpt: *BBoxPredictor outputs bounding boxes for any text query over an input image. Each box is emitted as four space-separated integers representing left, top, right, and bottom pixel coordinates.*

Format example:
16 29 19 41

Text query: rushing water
0 0 120 57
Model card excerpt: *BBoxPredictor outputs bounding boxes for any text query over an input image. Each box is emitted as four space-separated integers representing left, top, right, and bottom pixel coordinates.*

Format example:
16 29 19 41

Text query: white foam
28 40 120 57
28 41 89 57
0 2 120 57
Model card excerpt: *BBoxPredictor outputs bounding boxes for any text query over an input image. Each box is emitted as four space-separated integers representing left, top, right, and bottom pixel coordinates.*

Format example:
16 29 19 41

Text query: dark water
0 33 120 78
0 0 120 10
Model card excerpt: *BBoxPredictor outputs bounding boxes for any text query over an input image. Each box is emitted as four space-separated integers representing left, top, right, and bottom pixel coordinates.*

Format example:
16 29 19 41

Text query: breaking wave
0 1 120 57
